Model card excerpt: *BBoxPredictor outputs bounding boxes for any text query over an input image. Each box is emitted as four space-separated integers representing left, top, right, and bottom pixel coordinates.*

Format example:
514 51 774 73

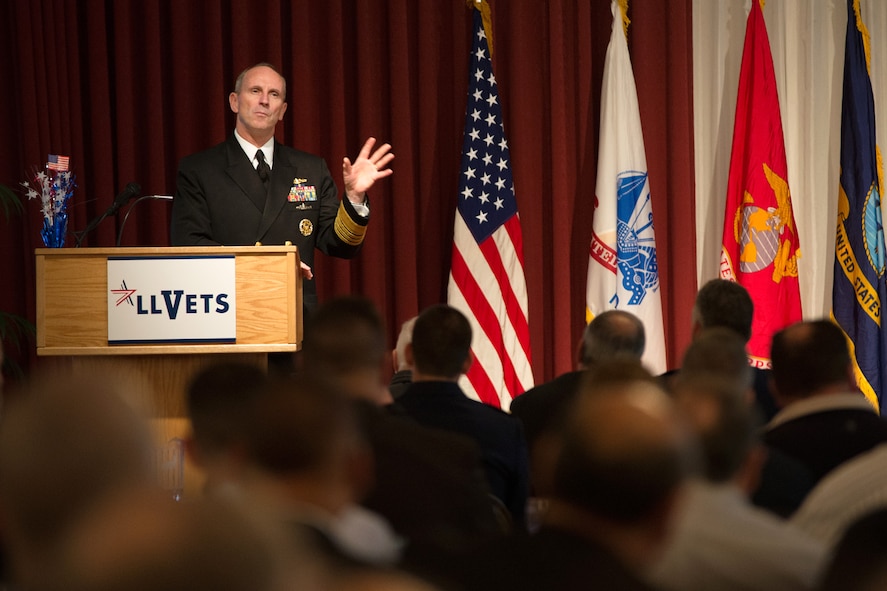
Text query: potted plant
0 183 36 381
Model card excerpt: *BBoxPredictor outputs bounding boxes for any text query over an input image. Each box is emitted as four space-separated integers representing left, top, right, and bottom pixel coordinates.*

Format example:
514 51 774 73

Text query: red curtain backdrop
0 0 696 386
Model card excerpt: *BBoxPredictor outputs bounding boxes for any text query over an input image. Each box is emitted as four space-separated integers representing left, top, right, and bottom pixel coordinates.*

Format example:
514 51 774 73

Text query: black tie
255 149 271 189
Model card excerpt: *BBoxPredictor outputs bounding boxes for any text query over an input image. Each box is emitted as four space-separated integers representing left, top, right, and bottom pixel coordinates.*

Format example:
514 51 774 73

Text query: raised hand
342 137 394 202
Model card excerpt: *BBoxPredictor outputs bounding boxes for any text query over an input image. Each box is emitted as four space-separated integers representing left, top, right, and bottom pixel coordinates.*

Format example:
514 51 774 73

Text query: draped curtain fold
0 0 696 383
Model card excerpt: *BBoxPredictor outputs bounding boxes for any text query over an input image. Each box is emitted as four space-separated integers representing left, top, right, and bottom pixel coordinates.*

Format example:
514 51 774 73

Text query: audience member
676 327 754 396
792 442 887 548
185 360 271 495
649 373 826 591
668 278 777 420
421 366 694 591
817 508 887 591
389 317 417 399
397 304 530 526
757 319 887 515
301 295 392 404
510 309 645 454
300 296 501 555
239 375 403 569
334 569 443 591
45 494 292 591
0 371 158 589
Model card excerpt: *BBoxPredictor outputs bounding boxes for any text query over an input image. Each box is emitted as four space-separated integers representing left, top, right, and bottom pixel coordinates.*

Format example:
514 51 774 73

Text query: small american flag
46 154 70 172
447 3 533 410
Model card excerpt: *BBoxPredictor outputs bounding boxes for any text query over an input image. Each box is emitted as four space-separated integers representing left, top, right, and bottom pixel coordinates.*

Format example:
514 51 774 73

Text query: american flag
447 4 533 411
46 154 70 172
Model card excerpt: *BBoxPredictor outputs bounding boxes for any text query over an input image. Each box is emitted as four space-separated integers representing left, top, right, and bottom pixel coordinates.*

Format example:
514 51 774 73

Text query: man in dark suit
397 304 529 526
510 310 646 456
170 62 393 311
757 319 887 514
412 368 693 591
667 279 778 420
300 297 503 552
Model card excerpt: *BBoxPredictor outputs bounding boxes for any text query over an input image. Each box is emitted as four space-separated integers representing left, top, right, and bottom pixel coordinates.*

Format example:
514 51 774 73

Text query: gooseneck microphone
116 194 174 246
74 182 142 247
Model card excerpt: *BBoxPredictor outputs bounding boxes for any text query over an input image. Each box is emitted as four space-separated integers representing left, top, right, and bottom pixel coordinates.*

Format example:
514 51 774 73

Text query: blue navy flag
832 0 887 413
448 3 533 410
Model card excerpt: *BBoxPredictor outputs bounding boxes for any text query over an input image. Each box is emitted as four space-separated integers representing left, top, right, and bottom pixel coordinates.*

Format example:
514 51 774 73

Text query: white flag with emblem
586 0 666 373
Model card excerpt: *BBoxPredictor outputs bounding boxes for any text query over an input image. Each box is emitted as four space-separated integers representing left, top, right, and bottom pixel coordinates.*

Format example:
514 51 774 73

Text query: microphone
116 194 174 247
74 182 142 247
106 182 142 217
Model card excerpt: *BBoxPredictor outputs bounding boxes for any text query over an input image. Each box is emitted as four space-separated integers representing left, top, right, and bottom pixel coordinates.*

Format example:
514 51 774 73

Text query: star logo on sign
110 280 137 306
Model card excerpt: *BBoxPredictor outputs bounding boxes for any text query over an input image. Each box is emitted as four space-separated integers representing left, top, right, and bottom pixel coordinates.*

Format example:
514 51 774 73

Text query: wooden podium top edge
35 246 299 256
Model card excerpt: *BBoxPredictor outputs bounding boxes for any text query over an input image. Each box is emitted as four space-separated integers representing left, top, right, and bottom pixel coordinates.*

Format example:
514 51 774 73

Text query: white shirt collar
233 129 275 169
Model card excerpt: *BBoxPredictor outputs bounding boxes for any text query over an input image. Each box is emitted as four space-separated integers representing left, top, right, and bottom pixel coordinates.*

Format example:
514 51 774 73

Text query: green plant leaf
0 183 24 221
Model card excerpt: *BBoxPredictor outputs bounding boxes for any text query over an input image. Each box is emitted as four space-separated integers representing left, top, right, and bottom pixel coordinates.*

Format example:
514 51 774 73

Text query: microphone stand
74 182 141 247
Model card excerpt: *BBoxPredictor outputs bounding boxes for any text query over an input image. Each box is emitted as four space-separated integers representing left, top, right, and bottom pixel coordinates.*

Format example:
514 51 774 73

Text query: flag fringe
618 0 630 39
467 0 495 56
854 0 872 74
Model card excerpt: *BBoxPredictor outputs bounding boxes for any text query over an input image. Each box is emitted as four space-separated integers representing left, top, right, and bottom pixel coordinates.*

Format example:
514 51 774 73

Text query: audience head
554 371 691 525
243 376 372 515
185 361 270 466
549 366 694 566
392 316 417 373
335 570 443 591
579 310 646 369
301 296 390 403
672 375 757 483
819 508 887 591
408 305 472 380
770 319 855 404
0 371 155 586
692 279 754 342
679 327 754 394
49 496 281 591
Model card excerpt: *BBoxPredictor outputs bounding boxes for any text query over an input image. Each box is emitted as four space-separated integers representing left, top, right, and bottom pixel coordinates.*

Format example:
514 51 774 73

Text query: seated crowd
1 279 886 590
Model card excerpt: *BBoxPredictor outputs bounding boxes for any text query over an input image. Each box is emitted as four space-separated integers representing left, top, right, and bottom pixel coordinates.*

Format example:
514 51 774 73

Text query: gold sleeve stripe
335 202 367 246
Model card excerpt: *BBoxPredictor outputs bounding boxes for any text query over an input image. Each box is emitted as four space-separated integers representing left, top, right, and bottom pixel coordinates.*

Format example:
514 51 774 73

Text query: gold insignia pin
299 219 314 237
293 177 308 185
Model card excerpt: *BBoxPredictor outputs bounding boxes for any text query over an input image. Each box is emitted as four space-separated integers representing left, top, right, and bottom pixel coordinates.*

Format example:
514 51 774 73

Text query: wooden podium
35 246 303 497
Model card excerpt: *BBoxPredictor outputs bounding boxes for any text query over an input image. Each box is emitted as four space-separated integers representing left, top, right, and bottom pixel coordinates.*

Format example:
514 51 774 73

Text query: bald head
580 310 646 368
554 377 692 523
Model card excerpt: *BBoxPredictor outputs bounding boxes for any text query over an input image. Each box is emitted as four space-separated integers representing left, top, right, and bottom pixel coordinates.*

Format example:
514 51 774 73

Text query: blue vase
41 212 68 248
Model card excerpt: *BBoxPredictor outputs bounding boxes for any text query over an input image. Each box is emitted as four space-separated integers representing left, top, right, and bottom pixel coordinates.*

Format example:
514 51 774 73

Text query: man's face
229 66 288 143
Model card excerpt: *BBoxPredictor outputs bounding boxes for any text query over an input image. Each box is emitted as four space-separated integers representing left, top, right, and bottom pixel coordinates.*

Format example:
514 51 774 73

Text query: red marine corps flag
720 0 802 367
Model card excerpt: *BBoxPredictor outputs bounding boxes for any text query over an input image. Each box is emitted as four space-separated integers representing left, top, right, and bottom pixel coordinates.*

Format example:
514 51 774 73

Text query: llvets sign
107 256 236 344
